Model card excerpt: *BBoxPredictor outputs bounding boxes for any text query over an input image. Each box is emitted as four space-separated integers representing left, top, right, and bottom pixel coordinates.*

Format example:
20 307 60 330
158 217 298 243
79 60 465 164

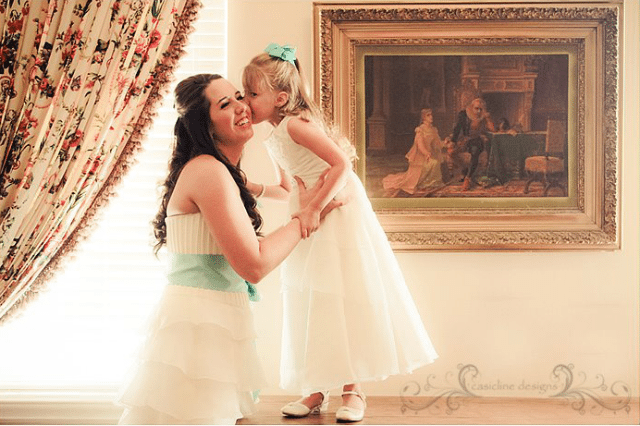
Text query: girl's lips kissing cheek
248 108 257 123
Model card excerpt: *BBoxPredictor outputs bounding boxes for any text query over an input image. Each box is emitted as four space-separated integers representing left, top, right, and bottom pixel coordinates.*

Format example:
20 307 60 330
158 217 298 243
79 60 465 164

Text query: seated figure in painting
445 97 495 191
382 108 444 197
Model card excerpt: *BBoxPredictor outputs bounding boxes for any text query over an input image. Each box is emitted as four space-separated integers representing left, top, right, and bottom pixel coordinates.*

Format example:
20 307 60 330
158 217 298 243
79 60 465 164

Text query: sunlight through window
0 1 227 390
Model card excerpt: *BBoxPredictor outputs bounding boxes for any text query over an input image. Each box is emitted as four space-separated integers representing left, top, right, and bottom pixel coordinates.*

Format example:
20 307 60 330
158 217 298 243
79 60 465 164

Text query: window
0 1 227 390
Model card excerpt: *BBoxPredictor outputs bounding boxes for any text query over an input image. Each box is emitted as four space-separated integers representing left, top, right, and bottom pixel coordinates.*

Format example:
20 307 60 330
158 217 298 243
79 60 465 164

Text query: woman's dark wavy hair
152 73 262 254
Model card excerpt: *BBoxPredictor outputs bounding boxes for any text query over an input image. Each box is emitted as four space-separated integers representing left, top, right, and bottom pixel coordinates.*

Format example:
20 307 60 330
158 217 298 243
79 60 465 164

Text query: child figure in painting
242 43 438 423
382 108 444 197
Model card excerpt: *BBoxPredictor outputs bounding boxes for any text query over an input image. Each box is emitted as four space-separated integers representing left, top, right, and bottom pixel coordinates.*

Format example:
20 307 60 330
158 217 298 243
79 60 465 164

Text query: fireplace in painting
364 54 569 155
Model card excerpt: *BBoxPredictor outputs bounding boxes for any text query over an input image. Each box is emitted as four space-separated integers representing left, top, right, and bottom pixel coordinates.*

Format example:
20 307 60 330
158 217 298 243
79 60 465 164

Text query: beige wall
229 0 640 399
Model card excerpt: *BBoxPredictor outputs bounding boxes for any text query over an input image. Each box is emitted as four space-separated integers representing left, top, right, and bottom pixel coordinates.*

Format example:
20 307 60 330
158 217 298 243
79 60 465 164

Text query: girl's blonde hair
243 52 356 160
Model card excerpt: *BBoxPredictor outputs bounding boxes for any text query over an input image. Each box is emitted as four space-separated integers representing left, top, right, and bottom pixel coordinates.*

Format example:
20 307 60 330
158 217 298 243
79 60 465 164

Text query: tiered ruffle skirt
118 285 266 424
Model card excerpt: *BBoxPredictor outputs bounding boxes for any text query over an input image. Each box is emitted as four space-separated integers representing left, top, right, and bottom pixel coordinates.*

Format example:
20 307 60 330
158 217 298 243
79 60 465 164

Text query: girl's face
204 78 253 146
243 80 282 126
422 111 433 125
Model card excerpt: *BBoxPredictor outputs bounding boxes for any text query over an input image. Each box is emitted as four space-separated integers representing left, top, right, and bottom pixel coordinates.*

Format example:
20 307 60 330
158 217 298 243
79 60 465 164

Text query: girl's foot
281 391 329 418
336 384 366 422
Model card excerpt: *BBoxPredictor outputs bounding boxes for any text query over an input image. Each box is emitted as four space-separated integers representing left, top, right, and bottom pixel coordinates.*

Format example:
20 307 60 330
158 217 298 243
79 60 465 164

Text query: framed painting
313 2 620 250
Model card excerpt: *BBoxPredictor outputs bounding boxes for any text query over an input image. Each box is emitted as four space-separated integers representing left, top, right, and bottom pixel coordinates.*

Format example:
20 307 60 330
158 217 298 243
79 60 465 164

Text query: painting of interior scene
364 54 570 198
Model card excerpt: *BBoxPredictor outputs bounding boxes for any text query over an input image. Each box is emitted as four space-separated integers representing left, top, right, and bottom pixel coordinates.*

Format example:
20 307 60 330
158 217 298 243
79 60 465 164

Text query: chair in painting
523 119 567 196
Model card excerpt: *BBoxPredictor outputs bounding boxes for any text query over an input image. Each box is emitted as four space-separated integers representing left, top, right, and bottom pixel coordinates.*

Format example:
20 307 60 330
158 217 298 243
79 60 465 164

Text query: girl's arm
182 156 302 284
286 117 351 234
246 165 292 201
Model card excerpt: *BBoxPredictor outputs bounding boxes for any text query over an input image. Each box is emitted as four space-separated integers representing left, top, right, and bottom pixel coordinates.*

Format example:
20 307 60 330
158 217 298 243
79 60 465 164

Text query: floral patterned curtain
0 0 201 323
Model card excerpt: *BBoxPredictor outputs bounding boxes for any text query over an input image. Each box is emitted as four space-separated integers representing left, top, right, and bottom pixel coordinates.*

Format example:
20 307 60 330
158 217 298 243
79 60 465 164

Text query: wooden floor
237 395 639 425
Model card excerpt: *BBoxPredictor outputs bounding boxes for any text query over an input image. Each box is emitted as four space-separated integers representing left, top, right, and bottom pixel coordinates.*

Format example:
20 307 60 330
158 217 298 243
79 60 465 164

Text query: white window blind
0 1 227 389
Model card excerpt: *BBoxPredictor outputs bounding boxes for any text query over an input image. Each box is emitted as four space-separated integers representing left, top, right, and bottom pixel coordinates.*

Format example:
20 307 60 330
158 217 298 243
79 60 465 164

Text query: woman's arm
286 117 351 234
181 156 302 284
178 156 344 283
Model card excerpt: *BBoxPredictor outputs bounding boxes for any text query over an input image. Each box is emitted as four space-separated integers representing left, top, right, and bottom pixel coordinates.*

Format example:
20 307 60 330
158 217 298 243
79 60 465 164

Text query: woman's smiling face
204 78 254 146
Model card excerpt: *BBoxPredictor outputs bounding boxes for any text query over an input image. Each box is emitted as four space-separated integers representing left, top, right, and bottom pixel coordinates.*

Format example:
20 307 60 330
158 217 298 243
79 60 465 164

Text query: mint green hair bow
264 42 297 65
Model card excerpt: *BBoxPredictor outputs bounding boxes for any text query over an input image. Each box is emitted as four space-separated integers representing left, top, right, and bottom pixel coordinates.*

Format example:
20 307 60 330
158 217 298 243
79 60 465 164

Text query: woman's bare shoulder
181 154 229 181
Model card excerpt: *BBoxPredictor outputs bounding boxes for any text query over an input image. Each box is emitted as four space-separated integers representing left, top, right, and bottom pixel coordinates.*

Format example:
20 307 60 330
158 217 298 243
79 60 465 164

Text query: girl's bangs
243 65 271 91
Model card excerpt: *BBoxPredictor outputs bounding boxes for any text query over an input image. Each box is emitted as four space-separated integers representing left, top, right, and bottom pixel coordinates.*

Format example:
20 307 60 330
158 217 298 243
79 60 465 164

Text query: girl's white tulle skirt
280 172 439 394
117 285 266 424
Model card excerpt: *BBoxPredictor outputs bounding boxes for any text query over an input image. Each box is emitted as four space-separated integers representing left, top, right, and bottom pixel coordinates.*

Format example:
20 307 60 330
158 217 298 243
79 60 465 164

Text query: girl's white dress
264 116 438 394
117 213 266 424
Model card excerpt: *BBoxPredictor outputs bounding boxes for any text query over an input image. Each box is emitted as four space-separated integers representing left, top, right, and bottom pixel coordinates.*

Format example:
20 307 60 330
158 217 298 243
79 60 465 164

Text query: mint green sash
168 254 259 301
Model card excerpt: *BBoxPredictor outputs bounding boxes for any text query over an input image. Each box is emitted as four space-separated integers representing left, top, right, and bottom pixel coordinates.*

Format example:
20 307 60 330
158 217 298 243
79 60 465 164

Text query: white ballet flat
281 390 329 418
336 390 366 422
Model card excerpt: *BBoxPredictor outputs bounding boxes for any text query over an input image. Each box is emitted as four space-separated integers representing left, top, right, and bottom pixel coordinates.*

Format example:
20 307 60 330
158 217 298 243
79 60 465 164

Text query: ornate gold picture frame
313 2 620 251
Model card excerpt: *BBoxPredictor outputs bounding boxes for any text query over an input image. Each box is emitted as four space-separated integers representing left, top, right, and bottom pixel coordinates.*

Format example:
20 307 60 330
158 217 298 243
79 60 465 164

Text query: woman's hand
292 205 320 239
292 170 349 238
292 175 322 238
